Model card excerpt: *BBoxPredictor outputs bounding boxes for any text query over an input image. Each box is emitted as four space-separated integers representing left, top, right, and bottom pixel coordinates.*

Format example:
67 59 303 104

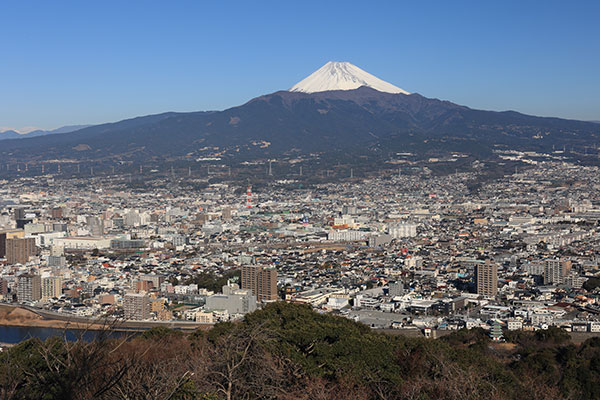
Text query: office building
476 261 498 297
241 265 278 302
111 238 146 249
205 283 257 315
205 291 257 315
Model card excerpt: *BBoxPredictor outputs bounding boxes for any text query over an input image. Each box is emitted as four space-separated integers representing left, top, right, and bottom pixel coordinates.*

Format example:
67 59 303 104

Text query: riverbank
0 303 212 332
0 304 105 330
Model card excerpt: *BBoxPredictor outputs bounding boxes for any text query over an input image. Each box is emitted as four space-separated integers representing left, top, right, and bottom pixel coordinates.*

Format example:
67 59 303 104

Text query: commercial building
48 255 67 267
205 292 257 315
52 237 113 250
205 283 257 315
328 230 367 241
110 238 146 249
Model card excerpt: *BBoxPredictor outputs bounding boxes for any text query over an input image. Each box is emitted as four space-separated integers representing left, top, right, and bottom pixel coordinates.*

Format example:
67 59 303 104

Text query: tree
583 277 600 292
202 322 290 400
4 332 131 399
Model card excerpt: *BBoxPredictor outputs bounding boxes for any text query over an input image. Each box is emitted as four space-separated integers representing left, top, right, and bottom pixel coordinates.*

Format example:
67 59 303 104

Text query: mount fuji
290 61 410 95
0 62 598 168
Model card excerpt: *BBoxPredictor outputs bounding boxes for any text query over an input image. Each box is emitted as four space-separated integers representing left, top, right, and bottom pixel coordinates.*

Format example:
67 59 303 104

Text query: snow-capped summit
290 61 409 95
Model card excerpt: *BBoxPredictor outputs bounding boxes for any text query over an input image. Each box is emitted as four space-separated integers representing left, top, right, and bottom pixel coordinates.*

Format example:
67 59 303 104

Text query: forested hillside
1 302 599 399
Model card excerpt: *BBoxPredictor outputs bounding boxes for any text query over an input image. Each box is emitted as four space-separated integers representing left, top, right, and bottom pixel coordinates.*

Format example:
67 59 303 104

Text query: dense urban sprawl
1 157 600 340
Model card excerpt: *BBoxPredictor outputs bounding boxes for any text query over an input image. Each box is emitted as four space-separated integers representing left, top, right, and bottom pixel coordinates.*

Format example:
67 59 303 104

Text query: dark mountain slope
1 87 598 162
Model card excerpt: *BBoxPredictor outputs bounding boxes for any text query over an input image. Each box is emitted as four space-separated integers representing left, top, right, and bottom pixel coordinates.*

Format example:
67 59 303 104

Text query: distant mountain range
1 62 598 164
0 125 92 141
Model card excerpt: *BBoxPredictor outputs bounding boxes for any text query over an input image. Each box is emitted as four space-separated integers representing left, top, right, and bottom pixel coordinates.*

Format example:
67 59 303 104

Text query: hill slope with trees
1 302 599 399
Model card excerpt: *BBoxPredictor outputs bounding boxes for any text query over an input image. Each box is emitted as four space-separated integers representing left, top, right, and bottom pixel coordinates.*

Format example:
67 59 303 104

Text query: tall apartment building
544 259 572 285
476 261 498 298
14 208 26 221
139 274 165 289
41 276 63 301
241 265 278 302
135 280 154 293
86 216 104 236
0 279 8 297
51 207 63 219
6 237 37 264
0 229 25 258
123 293 150 320
17 274 41 302
48 255 67 267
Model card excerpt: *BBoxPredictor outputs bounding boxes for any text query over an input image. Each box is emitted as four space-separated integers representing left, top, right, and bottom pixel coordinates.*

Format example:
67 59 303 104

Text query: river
0 325 131 344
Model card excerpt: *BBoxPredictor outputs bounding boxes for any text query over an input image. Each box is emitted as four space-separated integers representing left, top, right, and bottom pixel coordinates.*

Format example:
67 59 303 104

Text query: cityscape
1 156 600 339
1 1 600 399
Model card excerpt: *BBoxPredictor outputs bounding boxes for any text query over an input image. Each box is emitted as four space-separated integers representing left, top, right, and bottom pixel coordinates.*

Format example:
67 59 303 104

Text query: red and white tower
246 185 252 208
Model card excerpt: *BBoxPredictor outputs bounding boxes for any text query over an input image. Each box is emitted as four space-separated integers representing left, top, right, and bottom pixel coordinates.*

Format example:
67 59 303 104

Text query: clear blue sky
1 0 599 130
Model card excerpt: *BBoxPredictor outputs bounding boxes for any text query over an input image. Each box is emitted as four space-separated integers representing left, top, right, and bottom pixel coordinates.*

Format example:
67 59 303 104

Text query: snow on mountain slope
290 61 410 94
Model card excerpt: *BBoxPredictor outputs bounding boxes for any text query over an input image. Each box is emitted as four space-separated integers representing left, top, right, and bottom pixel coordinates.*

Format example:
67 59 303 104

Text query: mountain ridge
0 87 598 164
0 124 93 141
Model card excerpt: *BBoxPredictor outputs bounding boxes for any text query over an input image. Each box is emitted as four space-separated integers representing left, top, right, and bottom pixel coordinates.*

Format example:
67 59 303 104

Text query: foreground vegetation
1 302 599 399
